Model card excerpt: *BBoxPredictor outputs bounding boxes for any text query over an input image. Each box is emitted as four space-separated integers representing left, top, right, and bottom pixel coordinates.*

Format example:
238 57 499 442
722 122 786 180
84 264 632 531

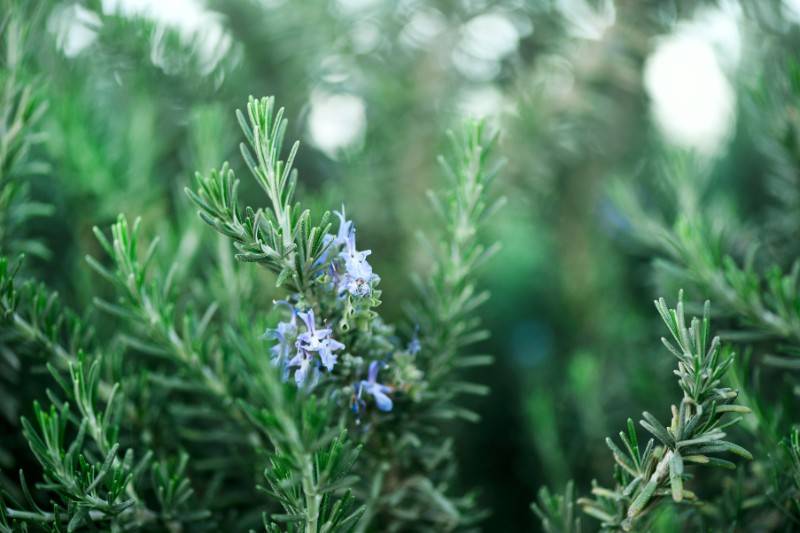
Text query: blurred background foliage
4 0 800 530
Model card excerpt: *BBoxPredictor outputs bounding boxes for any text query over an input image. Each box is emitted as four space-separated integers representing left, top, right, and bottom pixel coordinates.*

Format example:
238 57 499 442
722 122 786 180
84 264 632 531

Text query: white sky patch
453 12 520 81
262 0 288 7
458 85 505 120
307 92 367 158
351 20 382 54
644 4 740 155
399 8 447 49
49 5 101 57
318 55 353 84
785 0 800 22
692 2 742 68
102 0 231 72
556 0 615 40
334 0 382 16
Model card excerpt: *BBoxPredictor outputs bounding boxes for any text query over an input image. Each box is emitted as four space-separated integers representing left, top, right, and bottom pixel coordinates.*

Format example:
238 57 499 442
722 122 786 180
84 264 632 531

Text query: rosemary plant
531 291 751 532
604 53 800 528
11 1 800 531
531 481 581 533
187 95 503 531
577 292 751 530
0 90 502 531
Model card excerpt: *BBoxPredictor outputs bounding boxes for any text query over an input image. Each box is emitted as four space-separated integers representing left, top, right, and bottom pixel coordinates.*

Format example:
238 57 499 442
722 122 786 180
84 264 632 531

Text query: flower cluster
264 301 297 380
265 301 398 414
265 306 344 387
291 308 345 385
318 207 380 298
261 204 403 416
353 361 394 413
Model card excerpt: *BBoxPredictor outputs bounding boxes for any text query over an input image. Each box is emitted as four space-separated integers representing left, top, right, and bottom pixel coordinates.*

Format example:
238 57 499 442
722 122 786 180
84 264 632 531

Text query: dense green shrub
3 0 800 531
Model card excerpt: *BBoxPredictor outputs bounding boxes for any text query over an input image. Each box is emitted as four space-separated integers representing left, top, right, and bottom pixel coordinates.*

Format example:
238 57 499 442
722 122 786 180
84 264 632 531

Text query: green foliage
364 122 504 530
188 96 331 292
0 0 50 259
2 73 502 530
604 46 800 528
578 293 750 530
786 427 800 515
531 481 581 533
410 122 504 388
185 93 503 532
88 214 237 405
7 0 800 531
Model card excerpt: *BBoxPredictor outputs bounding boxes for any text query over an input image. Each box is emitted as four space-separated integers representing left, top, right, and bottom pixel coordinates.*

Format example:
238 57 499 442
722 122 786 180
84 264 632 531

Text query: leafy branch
87 215 238 407
1 260 208 530
0 0 51 259
612 152 800 354
354 121 504 531
0 256 91 367
578 292 751 530
532 481 581 533
187 97 505 531
90 179 362 532
2 351 156 531
217 312 363 533
0 254 93 459
412 121 504 388
187 96 331 292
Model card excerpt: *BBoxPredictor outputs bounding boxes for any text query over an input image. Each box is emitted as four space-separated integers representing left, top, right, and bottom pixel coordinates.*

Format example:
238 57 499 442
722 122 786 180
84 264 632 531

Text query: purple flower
263 302 298 379
311 204 379 297
287 350 319 387
407 336 421 356
289 309 345 385
340 228 378 298
333 206 353 248
354 361 393 412
314 206 354 275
